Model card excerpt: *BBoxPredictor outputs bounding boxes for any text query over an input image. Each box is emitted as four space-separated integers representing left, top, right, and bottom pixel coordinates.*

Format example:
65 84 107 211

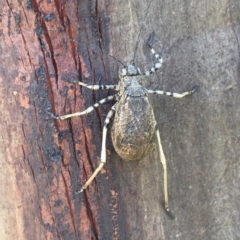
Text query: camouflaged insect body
111 65 157 160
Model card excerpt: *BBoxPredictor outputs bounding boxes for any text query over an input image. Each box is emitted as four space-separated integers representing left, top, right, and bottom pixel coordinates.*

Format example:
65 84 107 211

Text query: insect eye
121 68 127 76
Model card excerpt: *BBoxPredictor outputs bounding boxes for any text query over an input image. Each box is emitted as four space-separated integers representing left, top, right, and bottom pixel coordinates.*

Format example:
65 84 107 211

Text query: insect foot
147 31 155 48
51 32 197 218
46 111 61 120
190 85 198 93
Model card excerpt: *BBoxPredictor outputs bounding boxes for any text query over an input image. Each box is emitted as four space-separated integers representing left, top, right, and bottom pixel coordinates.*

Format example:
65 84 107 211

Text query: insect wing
111 95 156 161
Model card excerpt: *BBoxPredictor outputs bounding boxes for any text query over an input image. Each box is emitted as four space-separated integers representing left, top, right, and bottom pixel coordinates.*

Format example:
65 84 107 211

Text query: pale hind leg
156 129 175 219
74 106 116 195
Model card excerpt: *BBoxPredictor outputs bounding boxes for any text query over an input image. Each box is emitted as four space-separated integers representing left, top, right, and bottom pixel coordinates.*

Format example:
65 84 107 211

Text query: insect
50 32 197 217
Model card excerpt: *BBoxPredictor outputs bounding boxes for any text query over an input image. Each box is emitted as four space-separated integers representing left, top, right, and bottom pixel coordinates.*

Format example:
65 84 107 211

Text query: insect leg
74 106 116 194
147 86 197 98
143 32 163 76
75 81 119 91
156 129 174 219
51 95 117 120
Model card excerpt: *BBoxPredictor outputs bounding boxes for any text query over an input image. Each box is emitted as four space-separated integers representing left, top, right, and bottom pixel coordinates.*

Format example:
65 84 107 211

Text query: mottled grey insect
51 33 196 217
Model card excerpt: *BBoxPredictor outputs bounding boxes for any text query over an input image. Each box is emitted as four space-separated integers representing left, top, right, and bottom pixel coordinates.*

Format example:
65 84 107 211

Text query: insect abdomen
111 95 156 161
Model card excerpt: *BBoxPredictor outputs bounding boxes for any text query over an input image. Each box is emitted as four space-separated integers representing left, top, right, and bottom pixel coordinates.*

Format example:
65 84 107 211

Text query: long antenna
132 0 153 65
108 54 127 67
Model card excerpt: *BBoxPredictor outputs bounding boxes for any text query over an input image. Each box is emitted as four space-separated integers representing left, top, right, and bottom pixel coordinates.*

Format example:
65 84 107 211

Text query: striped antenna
108 54 127 67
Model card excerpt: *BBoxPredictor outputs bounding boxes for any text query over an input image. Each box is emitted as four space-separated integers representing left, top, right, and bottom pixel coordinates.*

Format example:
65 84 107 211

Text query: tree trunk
0 0 239 239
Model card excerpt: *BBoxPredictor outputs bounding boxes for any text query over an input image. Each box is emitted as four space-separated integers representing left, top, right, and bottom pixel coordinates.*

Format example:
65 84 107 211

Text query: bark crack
61 170 79 240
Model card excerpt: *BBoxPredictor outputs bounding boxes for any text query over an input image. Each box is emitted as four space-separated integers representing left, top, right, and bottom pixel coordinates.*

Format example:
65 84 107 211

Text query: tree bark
0 0 239 239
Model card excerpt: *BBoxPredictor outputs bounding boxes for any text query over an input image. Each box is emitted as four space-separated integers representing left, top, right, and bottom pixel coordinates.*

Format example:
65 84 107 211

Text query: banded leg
75 81 119 91
51 95 116 120
147 86 197 98
74 106 116 195
156 129 174 219
143 32 163 76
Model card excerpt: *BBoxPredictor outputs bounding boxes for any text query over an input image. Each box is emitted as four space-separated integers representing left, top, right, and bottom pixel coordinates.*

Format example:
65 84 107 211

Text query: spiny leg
74 106 116 195
143 32 163 76
51 95 117 120
148 86 197 98
156 129 174 219
74 81 119 91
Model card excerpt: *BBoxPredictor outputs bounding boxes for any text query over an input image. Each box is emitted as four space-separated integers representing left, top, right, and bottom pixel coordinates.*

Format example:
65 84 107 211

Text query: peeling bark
0 0 240 240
